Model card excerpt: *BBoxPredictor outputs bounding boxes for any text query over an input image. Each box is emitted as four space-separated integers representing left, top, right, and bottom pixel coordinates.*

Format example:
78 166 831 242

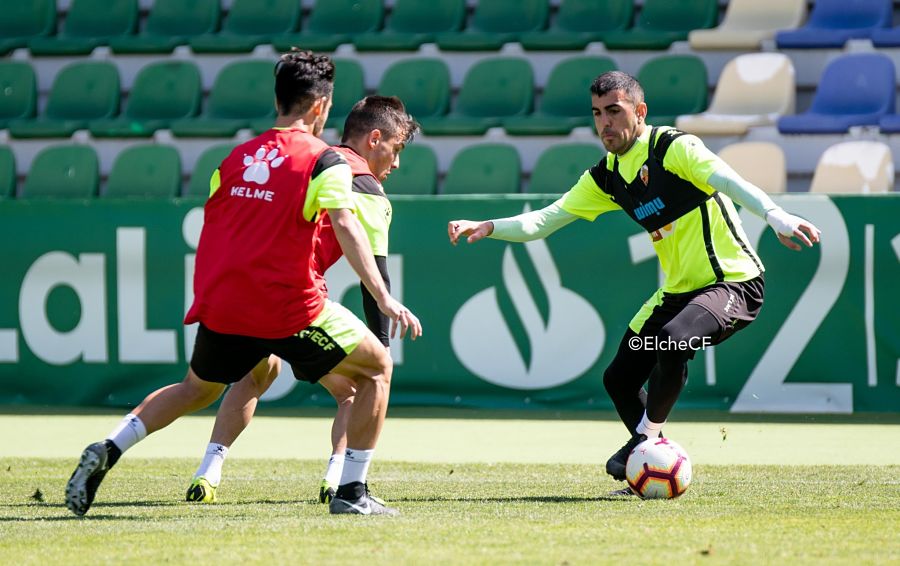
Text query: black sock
104 439 122 469
335 481 365 500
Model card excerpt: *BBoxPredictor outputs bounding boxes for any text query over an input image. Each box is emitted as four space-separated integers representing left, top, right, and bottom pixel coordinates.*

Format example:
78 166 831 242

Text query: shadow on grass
393 494 637 504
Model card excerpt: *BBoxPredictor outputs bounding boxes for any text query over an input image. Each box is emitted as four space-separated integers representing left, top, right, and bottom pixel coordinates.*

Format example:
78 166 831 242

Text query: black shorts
189 317 356 385
633 275 765 345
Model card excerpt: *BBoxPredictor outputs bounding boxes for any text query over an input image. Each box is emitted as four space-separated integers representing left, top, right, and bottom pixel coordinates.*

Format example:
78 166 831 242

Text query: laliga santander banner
0 194 898 413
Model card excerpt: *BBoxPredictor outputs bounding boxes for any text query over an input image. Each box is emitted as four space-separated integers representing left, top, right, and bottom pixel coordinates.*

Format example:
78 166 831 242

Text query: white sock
635 412 665 439
323 453 345 486
106 413 147 453
194 443 229 486
339 448 374 486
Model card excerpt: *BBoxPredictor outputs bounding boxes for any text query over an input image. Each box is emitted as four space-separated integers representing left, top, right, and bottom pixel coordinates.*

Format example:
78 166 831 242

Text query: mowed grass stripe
1 459 898 565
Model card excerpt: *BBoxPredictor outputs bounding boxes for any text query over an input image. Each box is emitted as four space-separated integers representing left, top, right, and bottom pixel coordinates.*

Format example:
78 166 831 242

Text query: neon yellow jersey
557 126 763 295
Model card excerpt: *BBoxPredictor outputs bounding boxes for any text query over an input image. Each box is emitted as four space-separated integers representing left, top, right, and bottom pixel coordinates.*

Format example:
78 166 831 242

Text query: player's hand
448 220 493 246
766 208 821 252
377 296 422 340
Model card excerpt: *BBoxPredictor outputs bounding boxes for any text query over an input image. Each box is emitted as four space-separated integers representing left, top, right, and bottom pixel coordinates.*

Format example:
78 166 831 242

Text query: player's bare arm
330 207 422 340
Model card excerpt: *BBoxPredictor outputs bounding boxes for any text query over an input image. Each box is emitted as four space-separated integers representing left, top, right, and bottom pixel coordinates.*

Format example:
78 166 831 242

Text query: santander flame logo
451 222 605 390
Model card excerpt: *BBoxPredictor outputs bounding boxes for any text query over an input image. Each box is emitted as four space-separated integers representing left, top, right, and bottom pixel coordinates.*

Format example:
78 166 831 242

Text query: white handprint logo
243 146 285 185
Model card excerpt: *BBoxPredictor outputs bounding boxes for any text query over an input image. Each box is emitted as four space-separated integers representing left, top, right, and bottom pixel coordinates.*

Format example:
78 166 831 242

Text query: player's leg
187 355 282 503
317 372 356 503
603 329 658 434
65 325 265 516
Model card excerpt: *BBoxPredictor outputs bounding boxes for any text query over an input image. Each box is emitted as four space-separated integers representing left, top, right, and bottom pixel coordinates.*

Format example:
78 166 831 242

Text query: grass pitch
1 410 899 565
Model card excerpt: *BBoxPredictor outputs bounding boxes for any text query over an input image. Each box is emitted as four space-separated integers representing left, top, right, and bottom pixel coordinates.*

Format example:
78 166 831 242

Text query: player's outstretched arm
329 207 422 340
448 220 494 245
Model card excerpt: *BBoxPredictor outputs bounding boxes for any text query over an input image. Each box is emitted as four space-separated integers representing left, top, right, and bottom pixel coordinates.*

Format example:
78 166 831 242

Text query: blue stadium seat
777 53 895 134
877 114 900 133
871 26 900 47
775 0 891 49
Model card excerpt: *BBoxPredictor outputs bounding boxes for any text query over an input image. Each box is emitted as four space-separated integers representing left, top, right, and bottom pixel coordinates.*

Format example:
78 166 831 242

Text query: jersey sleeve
661 134 727 196
556 163 621 221
303 149 353 222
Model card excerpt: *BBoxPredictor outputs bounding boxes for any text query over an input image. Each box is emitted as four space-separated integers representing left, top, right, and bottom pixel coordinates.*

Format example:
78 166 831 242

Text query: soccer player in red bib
65 51 421 517
184 96 419 506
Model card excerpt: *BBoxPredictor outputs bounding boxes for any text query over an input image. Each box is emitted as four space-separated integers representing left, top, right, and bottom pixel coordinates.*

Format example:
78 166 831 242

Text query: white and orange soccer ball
625 437 693 499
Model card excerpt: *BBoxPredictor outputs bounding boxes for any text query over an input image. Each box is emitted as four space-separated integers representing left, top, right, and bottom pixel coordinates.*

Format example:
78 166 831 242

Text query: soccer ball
625 437 692 499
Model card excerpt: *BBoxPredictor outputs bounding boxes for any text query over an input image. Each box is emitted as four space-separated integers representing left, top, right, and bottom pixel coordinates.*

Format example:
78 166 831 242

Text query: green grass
1 459 898 565
1 411 899 564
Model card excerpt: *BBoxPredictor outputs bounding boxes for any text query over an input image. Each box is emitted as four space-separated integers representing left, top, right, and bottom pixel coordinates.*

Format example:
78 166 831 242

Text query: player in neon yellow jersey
449 71 820 494
187 96 419 506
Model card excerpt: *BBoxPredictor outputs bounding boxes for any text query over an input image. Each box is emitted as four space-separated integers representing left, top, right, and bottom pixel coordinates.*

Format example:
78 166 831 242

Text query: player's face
592 90 647 155
368 132 404 182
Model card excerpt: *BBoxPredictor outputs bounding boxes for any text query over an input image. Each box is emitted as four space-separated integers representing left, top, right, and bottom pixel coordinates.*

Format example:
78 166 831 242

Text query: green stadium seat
90 61 202 138
527 143 604 194
377 59 450 120
442 144 521 195
0 146 16 198
638 55 709 126
520 0 633 51
273 0 384 53
0 0 55 55
354 0 465 51
29 0 138 56
22 145 99 199
602 0 719 50
110 0 221 54
8 61 119 139
105 145 182 198
325 59 366 132
190 0 300 54
505 56 616 136
420 58 533 136
0 61 37 129
436 0 548 51
382 144 438 195
187 144 236 198
171 61 275 138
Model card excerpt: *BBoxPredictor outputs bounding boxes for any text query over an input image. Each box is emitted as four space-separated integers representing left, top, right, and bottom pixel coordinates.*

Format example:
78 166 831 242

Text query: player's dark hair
590 71 644 106
274 48 335 116
341 96 421 145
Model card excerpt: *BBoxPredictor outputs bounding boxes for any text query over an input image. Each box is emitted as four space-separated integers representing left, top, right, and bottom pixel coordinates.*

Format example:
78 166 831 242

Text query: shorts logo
298 327 337 351
724 292 736 314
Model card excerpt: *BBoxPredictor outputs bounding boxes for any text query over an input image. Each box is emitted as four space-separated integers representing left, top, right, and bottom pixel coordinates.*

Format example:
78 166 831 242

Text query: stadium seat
442 144 521 195
354 0 465 51
105 145 182 199
717 142 787 194
190 0 300 53
809 141 894 194
0 0 55 55
676 54 794 136
110 0 221 54
171 61 275 138
325 59 366 132
0 146 15 198
689 0 805 50
520 0 633 51
273 0 383 53
377 59 451 120
602 0 718 50
527 143 604 194
776 0 891 49
420 58 533 136
435 0 549 51
872 26 900 47
22 145 99 199
89 61 202 138
638 56 708 127
777 53 895 134
187 144 236 198
29 0 138 56
0 61 36 129
382 144 439 195
504 56 616 136
8 61 119 139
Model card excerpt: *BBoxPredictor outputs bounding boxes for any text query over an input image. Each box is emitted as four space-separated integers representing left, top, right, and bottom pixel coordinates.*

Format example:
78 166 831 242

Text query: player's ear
636 101 648 123
369 129 383 148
